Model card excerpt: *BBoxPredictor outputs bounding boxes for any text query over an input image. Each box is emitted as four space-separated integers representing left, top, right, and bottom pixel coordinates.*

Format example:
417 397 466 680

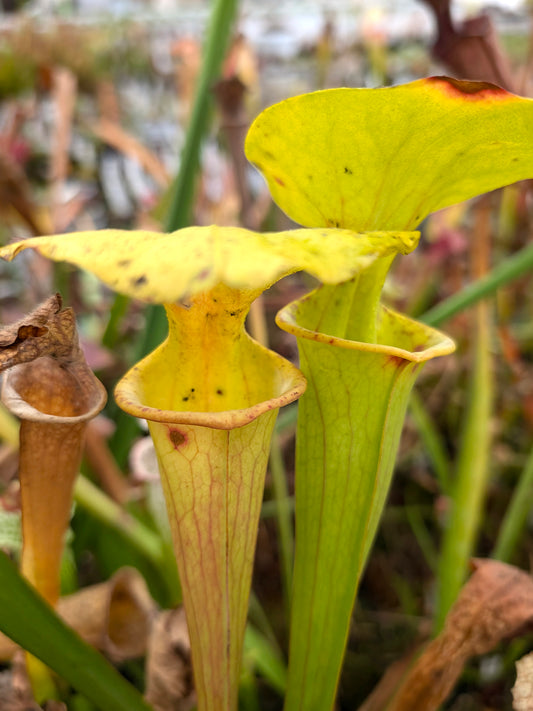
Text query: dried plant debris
0 294 79 370
363 559 533 711
0 293 106 608
0 567 157 663
513 652 533 711
0 651 43 711
145 607 195 711
0 292 106 423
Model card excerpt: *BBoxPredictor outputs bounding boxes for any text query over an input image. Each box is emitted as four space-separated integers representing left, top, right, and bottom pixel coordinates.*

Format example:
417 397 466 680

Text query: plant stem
433 202 493 633
110 0 240 463
142 0 240 353
102 293 130 349
73 475 164 569
164 0 239 233
492 445 533 562
409 389 451 495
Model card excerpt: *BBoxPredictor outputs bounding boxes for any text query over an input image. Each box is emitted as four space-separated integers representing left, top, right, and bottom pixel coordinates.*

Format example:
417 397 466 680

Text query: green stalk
111 0 240 462
409 389 452 495
433 274 493 633
102 293 130 349
421 240 533 328
143 0 240 351
0 552 153 711
74 475 165 567
244 624 287 695
164 0 239 233
492 445 533 562
404 504 438 574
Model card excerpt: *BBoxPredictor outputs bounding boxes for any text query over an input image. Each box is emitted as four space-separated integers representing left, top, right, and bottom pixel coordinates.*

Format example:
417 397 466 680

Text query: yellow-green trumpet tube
115 284 306 711
276 282 455 711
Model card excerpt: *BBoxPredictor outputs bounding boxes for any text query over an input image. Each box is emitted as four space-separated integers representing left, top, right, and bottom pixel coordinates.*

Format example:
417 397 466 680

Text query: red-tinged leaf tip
428 75 514 102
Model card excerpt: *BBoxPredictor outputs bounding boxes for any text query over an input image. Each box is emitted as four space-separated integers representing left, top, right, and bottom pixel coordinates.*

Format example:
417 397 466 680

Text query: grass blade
421 240 533 328
0 552 153 711
492 444 533 562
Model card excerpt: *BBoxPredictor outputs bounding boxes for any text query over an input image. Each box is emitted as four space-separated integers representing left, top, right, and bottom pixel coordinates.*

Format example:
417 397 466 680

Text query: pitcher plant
244 76 533 711
1 76 533 711
0 224 415 711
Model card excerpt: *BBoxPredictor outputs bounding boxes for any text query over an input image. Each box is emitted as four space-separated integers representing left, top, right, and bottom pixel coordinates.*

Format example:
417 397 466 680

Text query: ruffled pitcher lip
114 361 307 431
276 300 456 363
1 364 107 424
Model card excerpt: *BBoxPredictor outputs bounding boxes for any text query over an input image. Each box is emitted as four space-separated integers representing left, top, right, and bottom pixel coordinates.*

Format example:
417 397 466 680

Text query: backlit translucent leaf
245 77 533 231
0 227 418 303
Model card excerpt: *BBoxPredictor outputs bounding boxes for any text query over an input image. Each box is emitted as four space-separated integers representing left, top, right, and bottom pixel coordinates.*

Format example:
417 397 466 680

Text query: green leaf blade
0 552 153 711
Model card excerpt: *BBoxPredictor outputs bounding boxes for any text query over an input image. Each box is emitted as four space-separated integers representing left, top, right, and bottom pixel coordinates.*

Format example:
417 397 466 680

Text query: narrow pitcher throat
276 282 455 363
115 289 307 430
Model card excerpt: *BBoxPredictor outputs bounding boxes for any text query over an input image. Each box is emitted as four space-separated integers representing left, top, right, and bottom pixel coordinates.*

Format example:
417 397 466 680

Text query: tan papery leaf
362 560 533 711
0 294 79 370
513 652 533 711
145 608 195 711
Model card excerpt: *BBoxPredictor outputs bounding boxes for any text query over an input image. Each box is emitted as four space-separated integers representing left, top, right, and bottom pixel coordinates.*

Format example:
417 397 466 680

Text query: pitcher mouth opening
276 299 456 364
2 358 107 424
114 354 306 431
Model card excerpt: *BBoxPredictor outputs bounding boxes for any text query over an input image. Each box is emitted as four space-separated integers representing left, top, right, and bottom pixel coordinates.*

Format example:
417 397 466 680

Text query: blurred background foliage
1 0 533 709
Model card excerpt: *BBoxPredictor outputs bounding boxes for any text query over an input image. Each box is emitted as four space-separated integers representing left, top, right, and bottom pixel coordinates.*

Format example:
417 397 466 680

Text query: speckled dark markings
344 167 353 175
132 275 147 287
216 389 224 396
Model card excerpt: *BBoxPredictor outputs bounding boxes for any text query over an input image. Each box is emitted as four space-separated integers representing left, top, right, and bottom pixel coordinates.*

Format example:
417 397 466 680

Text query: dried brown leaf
145 608 195 711
0 294 106 606
513 652 533 711
420 1 516 90
0 568 156 663
104 568 157 662
0 294 79 370
365 560 533 711
357 645 424 711
0 651 41 711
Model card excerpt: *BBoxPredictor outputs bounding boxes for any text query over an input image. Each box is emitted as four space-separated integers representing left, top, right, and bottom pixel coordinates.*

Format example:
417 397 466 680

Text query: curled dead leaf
0 293 106 606
0 294 79 372
145 608 195 711
0 568 157 663
362 559 533 711
0 650 43 711
513 652 533 711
